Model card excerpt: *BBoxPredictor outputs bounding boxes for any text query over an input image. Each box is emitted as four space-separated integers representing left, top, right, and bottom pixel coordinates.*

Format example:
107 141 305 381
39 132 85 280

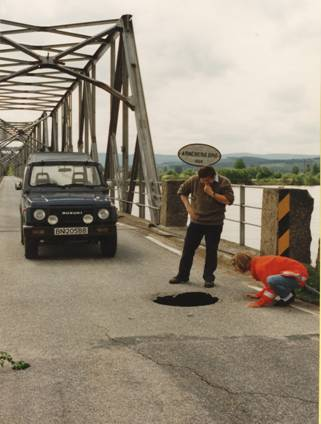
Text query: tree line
160 159 320 185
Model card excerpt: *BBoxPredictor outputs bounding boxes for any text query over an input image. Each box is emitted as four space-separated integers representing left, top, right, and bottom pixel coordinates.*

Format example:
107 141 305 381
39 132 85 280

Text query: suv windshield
29 164 103 187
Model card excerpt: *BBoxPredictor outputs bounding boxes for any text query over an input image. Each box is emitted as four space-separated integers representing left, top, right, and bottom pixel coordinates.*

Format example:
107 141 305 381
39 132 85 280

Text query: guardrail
226 185 263 246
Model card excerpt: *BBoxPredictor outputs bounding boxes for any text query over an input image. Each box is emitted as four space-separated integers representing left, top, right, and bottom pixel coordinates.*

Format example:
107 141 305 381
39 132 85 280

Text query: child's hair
232 253 253 272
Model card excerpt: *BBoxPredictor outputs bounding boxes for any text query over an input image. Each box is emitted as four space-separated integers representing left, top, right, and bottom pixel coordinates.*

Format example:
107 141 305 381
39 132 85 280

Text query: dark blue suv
16 152 117 259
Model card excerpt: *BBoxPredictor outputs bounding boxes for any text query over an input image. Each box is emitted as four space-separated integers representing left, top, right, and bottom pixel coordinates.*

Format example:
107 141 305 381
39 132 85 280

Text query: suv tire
25 237 38 259
100 229 117 258
20 217 24 245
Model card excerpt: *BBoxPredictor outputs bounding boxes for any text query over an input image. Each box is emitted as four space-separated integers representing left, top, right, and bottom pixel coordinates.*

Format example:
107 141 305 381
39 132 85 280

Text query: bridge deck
0 176 318 424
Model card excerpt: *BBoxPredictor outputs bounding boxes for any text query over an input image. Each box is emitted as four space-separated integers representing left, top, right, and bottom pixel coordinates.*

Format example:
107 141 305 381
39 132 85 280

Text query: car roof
27 152 97 165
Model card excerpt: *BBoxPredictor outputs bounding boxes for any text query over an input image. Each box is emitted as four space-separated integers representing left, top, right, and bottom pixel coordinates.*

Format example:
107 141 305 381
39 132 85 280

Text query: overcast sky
0 0 319 156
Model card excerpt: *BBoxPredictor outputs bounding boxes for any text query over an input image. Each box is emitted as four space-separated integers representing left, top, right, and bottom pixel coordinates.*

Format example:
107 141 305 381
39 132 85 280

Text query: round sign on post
178 143 221 167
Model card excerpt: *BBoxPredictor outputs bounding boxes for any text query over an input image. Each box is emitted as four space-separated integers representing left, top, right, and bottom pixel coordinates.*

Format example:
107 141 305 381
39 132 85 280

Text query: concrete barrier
260 188 314 263
160 180 187 227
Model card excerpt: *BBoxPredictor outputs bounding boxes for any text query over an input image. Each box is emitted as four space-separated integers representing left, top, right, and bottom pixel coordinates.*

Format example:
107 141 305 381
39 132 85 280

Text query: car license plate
54 227 88 236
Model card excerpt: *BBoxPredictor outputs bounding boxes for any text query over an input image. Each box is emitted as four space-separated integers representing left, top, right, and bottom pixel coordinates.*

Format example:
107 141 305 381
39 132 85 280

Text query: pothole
153 292 219 307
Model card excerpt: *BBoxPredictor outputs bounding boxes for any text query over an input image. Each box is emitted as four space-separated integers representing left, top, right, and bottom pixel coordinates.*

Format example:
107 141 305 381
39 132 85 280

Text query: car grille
52 208 96 225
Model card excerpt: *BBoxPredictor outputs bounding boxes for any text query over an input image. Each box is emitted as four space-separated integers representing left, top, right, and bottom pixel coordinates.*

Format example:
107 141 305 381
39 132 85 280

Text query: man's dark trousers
177 222 223 282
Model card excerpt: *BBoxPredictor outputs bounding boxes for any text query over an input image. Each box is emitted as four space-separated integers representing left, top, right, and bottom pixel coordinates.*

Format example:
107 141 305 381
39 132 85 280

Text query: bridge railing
108 179 263 246
108 178 314 263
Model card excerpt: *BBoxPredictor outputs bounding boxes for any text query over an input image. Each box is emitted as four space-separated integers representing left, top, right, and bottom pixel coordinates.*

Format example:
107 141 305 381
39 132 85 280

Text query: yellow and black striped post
277 189 290 256
261 188 313 262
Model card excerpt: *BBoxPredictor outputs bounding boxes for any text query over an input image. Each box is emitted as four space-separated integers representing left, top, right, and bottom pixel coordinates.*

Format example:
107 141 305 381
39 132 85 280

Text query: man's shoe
169 276 189 284
204 281 215 288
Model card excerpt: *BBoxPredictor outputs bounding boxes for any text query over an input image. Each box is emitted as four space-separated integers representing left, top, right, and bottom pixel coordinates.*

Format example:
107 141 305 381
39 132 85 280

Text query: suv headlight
83 214 94 224
98 208 110 220
33 209 46 221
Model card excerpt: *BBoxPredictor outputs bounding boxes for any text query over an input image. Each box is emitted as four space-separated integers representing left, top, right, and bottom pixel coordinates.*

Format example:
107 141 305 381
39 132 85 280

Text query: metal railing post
240 185 245 246
139 168 145 219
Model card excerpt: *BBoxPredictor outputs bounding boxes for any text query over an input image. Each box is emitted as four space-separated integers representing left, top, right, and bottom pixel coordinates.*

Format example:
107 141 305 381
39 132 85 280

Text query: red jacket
250 256 308 288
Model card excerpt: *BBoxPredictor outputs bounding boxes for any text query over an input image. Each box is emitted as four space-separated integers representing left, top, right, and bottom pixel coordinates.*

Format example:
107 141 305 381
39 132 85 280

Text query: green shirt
177 174 234 225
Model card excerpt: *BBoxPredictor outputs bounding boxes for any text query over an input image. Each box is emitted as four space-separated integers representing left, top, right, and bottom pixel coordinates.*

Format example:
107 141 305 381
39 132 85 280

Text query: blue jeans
177 222 223 282
267 275 301 298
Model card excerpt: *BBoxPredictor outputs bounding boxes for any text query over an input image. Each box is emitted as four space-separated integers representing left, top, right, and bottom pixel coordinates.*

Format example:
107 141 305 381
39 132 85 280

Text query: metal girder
0 15 161 224
0 115 49 171
120 15 161 223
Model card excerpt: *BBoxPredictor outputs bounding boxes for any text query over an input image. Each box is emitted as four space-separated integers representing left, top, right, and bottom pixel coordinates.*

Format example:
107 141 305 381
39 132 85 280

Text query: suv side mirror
15 181 22 190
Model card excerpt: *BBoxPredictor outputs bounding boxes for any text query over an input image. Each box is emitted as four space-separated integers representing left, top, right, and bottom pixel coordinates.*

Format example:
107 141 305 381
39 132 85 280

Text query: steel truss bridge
0 15 161 223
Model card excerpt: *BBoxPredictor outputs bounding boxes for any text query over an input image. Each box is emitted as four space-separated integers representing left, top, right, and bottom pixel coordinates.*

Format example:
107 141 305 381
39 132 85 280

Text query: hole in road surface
153 292 219 307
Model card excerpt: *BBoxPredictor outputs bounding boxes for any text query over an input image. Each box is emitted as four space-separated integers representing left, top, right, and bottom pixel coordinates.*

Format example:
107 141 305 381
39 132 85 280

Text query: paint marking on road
247 285 319 316
145 236 182 256
289 305 319 316
117 222 137 230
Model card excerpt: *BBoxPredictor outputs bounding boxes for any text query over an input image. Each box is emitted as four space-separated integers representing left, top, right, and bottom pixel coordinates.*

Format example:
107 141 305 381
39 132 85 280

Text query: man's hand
180 195 199 221
203 184 214 197
187 206 199 221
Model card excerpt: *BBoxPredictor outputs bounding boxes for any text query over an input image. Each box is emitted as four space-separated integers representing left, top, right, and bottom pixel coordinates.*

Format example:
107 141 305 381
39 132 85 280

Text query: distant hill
98 153 181 166
217 156 320 172
98 152 320 173
225 153 319 160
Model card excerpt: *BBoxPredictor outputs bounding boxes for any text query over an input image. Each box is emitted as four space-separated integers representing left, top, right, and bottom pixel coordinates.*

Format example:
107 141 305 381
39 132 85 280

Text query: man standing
169 166 234 287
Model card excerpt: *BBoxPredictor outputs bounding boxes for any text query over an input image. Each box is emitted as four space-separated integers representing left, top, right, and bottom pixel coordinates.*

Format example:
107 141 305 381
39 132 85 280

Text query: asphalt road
0 176 319 424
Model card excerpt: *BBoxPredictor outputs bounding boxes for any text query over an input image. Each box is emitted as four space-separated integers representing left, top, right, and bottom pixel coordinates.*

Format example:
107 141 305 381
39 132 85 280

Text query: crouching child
232 253 308 307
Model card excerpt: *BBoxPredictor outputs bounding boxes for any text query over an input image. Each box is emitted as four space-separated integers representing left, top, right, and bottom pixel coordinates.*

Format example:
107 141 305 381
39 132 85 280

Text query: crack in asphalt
100 329 317 405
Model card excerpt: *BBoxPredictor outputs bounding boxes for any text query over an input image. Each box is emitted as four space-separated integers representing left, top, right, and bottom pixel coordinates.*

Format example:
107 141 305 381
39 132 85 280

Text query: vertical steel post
240 185 245 246
32 127 36 152
78 81 84 152
84 80 89 154
139 163 145 219
42 112 49 149
61 101 67 151
121 15 161 224
107 37 116 200
122 58 129 211
90 65 98 161
51 111 58 151
67 94 73 152
37 122 42 151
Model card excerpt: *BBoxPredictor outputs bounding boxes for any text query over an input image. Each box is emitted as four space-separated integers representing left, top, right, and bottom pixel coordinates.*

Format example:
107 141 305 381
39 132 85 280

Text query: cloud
0 0 319 156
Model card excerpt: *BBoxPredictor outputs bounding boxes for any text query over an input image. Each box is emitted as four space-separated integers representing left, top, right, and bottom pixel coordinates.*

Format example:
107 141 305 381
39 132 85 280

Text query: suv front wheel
100 229 117 258
24 237 38 259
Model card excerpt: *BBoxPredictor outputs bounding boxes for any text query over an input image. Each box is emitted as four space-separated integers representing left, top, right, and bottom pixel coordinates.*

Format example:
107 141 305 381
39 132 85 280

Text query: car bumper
23 224 116 241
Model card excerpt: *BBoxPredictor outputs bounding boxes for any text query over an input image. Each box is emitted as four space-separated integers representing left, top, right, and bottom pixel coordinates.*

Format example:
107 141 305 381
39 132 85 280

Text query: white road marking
247 285 319 316
290 305 319 316
145 236 182 256
118 222 136 230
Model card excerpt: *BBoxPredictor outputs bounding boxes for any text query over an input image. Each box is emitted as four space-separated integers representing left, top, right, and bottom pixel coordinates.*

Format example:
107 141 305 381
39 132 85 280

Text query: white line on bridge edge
248 285 319 316
118 222 137 230
145 236 182 256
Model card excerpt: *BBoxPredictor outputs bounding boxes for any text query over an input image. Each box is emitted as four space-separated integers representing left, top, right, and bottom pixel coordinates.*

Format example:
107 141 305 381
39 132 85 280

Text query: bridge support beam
121 15 161 224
